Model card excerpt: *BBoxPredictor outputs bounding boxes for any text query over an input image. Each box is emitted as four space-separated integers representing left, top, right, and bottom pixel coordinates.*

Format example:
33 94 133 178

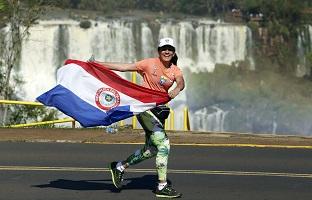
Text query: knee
142 146 157 158
156 140 170 168
158 138 170 156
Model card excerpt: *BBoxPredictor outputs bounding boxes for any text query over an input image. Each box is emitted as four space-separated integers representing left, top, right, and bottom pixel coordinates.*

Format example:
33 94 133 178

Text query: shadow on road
32 175 170 193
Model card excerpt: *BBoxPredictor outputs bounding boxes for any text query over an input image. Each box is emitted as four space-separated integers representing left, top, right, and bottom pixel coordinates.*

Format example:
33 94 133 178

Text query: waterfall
296 25 312 77
10 18 253 130
158 21 250 72
246 28 255 70
191 106 228 132
19 23 59 98
141 23 155 58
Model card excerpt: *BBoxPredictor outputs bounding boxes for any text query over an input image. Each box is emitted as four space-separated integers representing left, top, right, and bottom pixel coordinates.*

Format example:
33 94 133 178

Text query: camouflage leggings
124 110 170 181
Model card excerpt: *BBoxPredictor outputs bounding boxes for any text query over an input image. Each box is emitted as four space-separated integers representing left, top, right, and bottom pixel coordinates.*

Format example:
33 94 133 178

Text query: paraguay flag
36 59 170 127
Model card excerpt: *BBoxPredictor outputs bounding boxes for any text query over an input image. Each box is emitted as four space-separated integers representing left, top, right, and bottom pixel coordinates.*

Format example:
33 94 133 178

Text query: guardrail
0 100 190 131
0 100 76 128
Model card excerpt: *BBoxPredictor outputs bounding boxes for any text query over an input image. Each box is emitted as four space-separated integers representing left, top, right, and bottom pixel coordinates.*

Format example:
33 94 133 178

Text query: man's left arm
169 75 185 99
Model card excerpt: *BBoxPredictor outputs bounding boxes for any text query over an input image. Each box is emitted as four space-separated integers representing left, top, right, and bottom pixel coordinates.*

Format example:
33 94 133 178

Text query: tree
0 1 4 10
0 0 46 125
306 51 312 78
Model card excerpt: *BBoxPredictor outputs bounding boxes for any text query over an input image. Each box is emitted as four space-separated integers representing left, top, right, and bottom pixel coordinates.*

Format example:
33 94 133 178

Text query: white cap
158 37 175 48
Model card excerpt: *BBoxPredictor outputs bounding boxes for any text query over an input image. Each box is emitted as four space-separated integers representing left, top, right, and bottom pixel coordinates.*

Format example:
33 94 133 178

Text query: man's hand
169 75 185 99
87 55 95 62
168 88 180 99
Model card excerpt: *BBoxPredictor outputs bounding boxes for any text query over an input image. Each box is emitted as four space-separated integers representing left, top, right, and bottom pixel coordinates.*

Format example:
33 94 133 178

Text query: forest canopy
44 0 312 19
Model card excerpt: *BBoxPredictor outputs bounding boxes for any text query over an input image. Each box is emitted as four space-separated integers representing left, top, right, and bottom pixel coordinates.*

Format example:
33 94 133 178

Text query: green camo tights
124 110 170 181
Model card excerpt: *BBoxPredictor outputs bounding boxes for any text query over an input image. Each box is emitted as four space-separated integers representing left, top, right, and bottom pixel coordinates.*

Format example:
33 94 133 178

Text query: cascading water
297 25 312 77
19 23 59 99
14 18 253 131
191 106 228 132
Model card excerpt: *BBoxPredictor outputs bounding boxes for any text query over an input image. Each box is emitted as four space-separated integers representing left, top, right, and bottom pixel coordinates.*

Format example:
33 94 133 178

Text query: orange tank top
135 57 183 92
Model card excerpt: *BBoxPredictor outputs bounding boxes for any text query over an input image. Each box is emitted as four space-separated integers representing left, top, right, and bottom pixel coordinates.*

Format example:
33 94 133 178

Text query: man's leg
150 131 170 182
109 111 159 189
109 137 157 189
109 110 181 197
138 110 182 198
121 110 166 167
152 132 181 198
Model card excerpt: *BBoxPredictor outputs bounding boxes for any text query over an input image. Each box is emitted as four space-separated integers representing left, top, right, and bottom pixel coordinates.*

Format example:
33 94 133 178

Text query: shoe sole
109 164 120 189
155 194 182 198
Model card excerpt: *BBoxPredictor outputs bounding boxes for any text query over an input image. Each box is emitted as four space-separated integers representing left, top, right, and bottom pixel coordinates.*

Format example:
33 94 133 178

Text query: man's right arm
94 61 137 72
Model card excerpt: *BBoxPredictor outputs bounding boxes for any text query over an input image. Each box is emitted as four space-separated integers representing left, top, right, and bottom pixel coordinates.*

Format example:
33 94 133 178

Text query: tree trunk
0 0 43 125
1 0 22 125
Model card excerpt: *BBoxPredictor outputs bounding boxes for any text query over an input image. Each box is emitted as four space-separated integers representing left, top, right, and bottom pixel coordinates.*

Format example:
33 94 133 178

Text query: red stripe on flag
64 59 170 105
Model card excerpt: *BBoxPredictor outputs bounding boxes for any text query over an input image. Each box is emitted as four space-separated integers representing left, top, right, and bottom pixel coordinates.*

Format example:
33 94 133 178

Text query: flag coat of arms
36 59 170 127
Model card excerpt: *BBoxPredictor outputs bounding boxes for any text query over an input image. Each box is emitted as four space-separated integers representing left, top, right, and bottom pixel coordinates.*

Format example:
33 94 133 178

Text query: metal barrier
9 118 75 128
0 100 76 128
0 100 43 106
0 99 190 131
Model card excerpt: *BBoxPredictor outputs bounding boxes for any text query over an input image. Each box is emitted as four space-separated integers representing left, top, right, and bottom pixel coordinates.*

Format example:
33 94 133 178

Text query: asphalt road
0 142 312 200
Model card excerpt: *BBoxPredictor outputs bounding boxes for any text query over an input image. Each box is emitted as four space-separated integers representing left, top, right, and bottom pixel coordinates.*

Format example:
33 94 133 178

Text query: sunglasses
159 45 175 52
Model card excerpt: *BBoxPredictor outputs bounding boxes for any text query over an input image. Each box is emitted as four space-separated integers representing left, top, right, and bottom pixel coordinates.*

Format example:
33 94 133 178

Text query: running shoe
109 161 124 189
155 184 182 198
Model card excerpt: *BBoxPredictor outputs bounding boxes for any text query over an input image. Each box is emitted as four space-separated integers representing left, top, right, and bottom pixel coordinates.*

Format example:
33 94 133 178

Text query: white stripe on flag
57 63 155 112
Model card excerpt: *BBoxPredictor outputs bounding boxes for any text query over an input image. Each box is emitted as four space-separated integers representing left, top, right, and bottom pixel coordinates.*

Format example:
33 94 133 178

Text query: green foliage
77 0 107 11
75 0 136 12
0 0 5 11
8 105 58 126
39 0 232 16
79 20 91 29
306 51 312 77
236 0 307 73
175 0 208 15
33 0 312 25
307 51 312 64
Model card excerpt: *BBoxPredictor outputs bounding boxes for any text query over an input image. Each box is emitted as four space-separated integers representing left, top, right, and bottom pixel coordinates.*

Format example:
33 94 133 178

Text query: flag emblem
95 87 120 110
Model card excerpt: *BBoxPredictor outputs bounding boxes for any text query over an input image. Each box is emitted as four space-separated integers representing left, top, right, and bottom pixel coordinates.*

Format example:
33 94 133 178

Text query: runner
92 37 185 198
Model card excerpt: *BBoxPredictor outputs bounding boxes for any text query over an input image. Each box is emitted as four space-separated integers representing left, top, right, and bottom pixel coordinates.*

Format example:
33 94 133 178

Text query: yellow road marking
84 141 312 149
0 165 312 179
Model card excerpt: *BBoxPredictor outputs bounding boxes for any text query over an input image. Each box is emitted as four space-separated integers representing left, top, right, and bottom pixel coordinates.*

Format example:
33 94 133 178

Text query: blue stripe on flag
36 85 133 127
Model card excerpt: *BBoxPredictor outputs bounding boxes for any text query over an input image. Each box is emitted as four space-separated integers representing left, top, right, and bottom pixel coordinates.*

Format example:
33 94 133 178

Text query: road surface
0 142 312 200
